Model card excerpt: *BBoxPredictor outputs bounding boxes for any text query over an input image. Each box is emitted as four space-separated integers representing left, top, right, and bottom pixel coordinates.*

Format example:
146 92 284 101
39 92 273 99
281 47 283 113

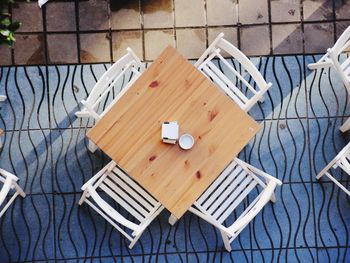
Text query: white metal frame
0 168 26 218
308 26 350 132
316 142 350 196
188 158 282 251
79 161 164 249
195 33 272 112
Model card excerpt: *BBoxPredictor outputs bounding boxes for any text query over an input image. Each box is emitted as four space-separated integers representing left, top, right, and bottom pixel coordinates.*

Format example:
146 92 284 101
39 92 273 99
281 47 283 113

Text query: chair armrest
224 181 278 236
81 161 115 191
0 177 13 207
87 186 139 231
234 158 282 186
0 168 19 181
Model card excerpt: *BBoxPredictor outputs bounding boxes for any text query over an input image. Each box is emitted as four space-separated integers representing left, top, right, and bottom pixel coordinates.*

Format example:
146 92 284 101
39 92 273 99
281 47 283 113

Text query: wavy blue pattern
1 54 350 262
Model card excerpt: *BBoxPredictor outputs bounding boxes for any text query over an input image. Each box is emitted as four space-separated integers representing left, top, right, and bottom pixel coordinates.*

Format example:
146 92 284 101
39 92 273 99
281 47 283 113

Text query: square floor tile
207 0 238 26
240 25 270 56
239 0 268 24
335 0 350 19
208 27 238 47
46 2 77 32
112 31 143 61
303 0 334 21
176 28 206 59
272 24 303 55
0 45 12 66
47 34 78 64
80 33 111 63
252 248 317 262
47 64 108 129
317 247 350 262
143 0 174 29
0 194 54 262
14 34 46 65
0 67 49 130
185 208 252 251
250 183 315 249
248 55 306 120
12 2 43 32
304 23 334 54
313 181 350 247
144 30 175 60
305 54 349 118
110 0 141 30
79 0 109 31
243 119 310 183
0 130 52 194
336 21 350 40
188 251 252 262
174 0 205 27
308 117 350 183
55 193 118 259
271 0 301 22
51 128 109 193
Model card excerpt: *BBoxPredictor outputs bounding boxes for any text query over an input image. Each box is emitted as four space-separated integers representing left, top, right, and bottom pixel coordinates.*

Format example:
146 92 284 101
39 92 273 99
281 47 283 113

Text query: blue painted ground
1 55 350 262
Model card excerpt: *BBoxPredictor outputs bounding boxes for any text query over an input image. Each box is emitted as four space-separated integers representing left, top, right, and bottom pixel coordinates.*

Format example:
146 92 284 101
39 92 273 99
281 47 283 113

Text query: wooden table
87 46 260 219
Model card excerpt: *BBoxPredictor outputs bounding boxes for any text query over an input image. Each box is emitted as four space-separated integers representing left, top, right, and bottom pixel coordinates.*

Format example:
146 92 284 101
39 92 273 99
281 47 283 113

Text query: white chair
75 48 145 121
188 158 282 252
308 26 350 132
195 33 272 112
75 48 145 152
0 168 26 218
316 141 350 196
79 161 164 249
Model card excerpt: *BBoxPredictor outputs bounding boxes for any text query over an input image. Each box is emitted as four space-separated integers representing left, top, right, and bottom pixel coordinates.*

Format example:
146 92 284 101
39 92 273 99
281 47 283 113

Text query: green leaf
0 17 10 26
0 29 10 37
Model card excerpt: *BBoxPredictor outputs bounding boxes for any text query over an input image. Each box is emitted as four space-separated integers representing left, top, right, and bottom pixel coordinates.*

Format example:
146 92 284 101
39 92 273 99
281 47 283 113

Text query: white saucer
179 134 194 150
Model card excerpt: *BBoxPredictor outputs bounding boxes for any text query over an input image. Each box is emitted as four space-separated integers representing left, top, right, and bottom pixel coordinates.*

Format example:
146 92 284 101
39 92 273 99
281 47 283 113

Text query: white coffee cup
179 134 194 150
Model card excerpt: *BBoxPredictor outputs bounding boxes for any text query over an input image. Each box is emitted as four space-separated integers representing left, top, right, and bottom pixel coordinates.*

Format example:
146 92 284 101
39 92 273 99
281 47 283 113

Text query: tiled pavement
1 54 350 262
0 0 350 66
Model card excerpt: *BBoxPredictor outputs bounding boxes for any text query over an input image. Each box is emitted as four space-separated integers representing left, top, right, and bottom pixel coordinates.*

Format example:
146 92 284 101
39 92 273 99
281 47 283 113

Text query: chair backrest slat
99 181 146 222
112 167 158 206
107 172 154 212
216 181 258 223
206 169 249 214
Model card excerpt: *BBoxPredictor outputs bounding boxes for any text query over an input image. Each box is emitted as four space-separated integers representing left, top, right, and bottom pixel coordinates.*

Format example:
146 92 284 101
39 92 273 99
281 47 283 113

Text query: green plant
0 0 21 47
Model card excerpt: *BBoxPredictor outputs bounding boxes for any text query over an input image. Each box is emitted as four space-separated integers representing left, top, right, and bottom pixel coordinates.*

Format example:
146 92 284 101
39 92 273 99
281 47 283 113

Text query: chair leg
88 140 98 153
0 95 7 102
78 190 89 205
128 232 143 249
220 230 232 252
270 192 276 203
340 117 350 133
168 214 178 226
259 96 265 103
14 182 26 198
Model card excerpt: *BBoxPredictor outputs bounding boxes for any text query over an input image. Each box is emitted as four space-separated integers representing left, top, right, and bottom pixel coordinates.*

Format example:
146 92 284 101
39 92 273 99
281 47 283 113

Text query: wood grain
87 46 260 219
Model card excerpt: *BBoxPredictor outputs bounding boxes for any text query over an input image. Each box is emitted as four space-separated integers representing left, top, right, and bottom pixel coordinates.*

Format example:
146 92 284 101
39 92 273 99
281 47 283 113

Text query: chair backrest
332 142 350 172
195 33 272 112
87 162 160 232
83 48 145 120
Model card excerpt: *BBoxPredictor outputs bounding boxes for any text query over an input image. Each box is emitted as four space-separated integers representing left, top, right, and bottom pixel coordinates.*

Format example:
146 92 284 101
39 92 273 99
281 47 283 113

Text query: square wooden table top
87 46 260 219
